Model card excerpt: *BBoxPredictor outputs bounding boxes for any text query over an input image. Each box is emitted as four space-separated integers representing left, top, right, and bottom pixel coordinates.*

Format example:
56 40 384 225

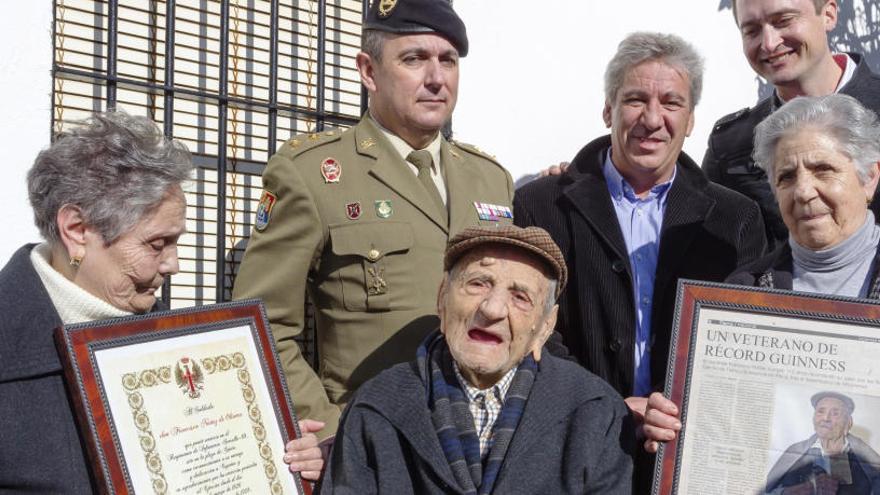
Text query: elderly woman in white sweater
0 111 192 492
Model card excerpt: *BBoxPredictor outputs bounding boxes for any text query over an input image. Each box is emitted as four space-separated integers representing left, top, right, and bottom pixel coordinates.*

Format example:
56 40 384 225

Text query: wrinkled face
78 186 186 313
361 33 459 142
772 129 878 250
735 0 836 89
439 245 557 389
603 59 695 191
813 397 852 442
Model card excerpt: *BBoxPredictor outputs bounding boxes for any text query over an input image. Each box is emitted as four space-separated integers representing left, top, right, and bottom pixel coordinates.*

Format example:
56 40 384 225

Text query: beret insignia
378 0 397 17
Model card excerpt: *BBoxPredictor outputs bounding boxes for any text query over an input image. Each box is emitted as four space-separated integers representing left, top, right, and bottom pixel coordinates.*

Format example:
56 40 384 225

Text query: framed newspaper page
654 280 880 495
54 299 310 495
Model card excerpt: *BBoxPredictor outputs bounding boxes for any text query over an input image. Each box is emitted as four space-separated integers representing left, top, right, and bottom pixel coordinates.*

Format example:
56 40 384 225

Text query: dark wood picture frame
653 280 880 495
55 299 311 495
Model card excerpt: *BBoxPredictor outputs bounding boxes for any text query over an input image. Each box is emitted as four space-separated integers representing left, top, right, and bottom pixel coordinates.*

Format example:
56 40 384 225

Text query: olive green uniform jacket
233 115 513 438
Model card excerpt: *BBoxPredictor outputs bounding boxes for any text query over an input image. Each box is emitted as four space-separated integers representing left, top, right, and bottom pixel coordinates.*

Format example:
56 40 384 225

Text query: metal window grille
52 0 369 362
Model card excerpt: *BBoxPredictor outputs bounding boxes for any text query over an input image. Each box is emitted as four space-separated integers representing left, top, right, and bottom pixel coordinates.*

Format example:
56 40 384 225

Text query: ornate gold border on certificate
121 352 282 495
121 366 172 494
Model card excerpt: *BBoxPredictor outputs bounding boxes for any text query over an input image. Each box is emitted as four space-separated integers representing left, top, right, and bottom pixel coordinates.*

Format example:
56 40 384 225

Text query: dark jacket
514 135 766 397
322 352 635 494
702 53 880 251
765 434 880 494
0 244 94 493
726 242 880 295
0 244 166 494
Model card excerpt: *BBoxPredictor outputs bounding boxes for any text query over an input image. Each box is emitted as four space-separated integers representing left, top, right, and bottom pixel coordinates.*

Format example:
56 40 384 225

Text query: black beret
364 0 469 57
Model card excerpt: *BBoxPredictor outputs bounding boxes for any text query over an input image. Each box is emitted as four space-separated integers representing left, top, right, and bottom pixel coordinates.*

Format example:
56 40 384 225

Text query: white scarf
30 243 131 325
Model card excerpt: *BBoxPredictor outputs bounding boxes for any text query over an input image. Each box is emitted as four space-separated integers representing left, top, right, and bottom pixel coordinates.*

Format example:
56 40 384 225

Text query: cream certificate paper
94 325 300 495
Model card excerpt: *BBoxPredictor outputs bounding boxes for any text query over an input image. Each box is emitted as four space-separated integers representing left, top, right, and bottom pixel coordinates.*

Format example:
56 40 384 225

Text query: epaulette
278 128 343 158
450 140 502 167
713 107 750 132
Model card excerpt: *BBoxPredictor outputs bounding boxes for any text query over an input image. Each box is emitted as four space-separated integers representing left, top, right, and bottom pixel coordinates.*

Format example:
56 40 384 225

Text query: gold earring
69 254 83 267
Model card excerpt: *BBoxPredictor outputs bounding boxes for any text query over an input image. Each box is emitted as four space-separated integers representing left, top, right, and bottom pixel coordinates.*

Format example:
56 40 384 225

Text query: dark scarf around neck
416 331 537 495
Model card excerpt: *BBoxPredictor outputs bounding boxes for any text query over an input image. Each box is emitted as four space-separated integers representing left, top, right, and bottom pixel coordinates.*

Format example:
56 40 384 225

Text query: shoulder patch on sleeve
713 107 750 131
254 190 277 231
277 128 343 159
450 140 502 167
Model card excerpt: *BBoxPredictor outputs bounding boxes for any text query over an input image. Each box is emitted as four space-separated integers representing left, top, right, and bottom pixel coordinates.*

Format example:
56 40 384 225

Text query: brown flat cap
444 225 567 299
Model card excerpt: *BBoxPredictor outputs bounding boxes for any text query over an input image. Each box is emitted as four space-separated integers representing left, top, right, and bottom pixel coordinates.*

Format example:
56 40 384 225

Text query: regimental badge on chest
321 157 342 183
346 202 362 220
367 265 387 296
375 200 393 219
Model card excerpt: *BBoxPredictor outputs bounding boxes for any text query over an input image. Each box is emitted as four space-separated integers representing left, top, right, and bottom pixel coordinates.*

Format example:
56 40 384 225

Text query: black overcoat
0 244 94 493
0 244 165 493
514 136 766 397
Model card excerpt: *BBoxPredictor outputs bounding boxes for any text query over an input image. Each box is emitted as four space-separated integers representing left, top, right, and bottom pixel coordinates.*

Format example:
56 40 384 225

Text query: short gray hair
361 29 391 62
753 94 880 187
604 32 704 109
28 111 193 245
446 255 559 316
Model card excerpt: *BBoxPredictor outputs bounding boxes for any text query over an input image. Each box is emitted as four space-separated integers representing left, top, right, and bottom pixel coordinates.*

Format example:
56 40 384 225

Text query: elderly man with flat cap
320 225 634 494
765 391 880 494
233 0 513 479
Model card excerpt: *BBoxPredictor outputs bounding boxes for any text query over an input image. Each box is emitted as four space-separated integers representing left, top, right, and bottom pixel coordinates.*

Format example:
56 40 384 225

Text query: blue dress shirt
602 152 675 397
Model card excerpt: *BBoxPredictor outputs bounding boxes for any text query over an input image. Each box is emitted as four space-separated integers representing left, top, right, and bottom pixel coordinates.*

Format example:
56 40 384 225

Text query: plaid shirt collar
453 362 518 457
453 362 518 402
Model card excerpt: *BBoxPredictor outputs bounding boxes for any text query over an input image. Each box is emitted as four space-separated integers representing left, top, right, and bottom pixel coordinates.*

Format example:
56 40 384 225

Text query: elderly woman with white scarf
0 112 192 492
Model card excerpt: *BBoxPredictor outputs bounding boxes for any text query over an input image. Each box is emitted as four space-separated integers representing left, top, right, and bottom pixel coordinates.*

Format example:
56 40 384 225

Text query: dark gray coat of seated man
321 225 635 494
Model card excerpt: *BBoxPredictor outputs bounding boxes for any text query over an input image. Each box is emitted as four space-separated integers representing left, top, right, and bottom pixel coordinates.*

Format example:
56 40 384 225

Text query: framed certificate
55 299 310 495
654 281 880 495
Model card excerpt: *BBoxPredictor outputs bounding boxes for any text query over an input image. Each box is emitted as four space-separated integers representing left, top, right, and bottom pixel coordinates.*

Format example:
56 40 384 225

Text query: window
53 0 369 360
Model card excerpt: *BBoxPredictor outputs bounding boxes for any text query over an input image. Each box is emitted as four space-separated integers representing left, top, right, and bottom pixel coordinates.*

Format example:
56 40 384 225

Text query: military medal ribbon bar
474 202 513 222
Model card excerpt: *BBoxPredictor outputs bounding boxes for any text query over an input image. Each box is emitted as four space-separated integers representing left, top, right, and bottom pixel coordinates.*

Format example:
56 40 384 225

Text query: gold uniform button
367 249 381 261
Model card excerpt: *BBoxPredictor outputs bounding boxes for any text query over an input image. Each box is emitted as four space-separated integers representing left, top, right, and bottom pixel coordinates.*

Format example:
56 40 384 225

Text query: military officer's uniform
233 112 513 437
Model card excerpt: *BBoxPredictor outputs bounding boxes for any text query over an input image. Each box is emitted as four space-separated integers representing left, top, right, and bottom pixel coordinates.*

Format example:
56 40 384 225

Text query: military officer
232 0 514 475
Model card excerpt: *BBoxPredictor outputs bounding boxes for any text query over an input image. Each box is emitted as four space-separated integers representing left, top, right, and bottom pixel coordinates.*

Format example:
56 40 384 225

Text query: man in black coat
703 0 880 250
514 32 766 489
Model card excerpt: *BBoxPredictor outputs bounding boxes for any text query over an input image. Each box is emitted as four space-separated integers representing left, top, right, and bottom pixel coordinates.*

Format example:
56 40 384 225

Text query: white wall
0 2 53 263
455 1 759 181
0 1 757 264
